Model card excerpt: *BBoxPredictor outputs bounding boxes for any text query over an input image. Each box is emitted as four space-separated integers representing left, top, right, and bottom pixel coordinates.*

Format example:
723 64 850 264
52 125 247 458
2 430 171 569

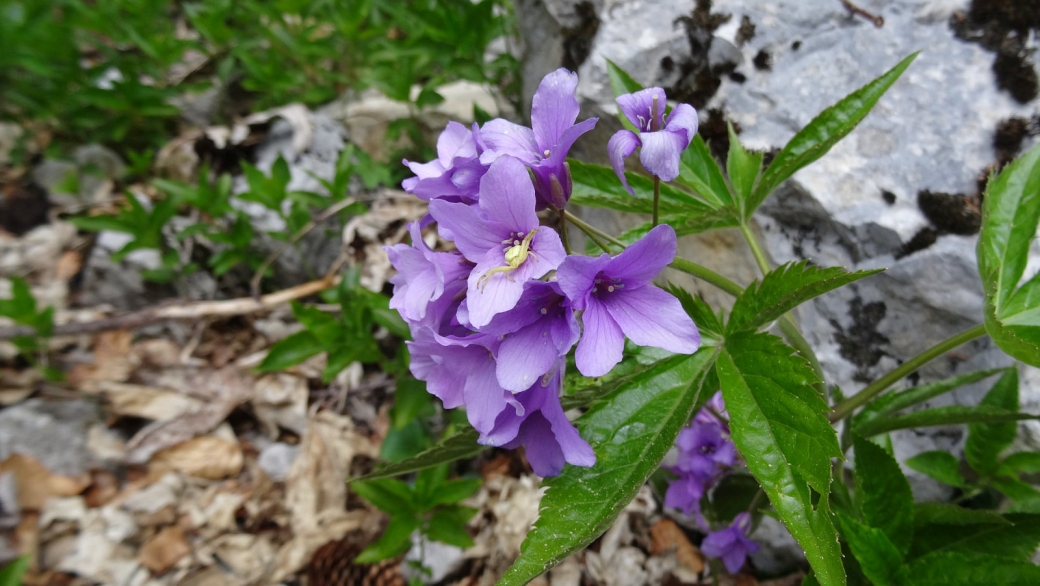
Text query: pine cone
306 536 406 586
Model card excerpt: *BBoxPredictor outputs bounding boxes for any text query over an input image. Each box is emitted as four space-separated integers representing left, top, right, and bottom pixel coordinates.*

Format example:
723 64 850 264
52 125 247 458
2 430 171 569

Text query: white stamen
607 285 615 292
540 308 548 315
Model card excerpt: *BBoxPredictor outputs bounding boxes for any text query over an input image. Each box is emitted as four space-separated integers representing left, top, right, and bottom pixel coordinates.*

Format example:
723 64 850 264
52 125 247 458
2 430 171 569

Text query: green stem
563 210 611 252
561 210 626 249
668 257 743 297
557 207 572 254
829 324 988 422
652 176 661 227
739 221 826 390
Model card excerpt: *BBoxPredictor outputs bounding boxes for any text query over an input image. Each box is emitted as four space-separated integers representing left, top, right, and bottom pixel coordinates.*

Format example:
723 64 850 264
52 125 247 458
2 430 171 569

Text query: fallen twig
0 277 335 340
839 0 884 27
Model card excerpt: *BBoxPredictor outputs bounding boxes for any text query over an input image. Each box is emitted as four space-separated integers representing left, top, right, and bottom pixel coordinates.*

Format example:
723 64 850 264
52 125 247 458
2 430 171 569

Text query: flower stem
739 221 826 392
652 176 661 227
556 207 572 254
562 210 611 253
669 257 743 296
829 323 988 422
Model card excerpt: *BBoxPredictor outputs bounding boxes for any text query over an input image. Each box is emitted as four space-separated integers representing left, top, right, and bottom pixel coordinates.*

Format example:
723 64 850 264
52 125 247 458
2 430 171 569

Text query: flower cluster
665 392 758 573
385 68 702 476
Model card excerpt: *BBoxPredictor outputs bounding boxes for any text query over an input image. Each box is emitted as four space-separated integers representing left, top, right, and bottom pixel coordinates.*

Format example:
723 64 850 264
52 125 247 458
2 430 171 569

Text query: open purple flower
674 419 736 480
429 157 566 328
385 222 470 334
403 121 486 202
702 512 759 574
608 88 698 194
557 224 700 377
479 361 595 476
407 328 520 435
479 281 580 392
478 68 598 208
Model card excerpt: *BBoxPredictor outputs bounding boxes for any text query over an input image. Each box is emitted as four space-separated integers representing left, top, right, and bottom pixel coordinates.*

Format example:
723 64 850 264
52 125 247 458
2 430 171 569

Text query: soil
950 0 1040 104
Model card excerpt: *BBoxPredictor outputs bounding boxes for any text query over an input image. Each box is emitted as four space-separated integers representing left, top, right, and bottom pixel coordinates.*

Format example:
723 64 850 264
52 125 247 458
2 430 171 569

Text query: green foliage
726 122 762 203
716 332 844 586
353 464 480 563
834 513 906 586
726 261 882 335
568 159 713 216
499 349 717 585
855 368 1006 428
604 58 643 134
0 556 29 586
905 451 969 489
854 405 1037 438
964 368 1019 476
853 436 913 556
676 135 733 208
2 0 514 153
0 277 60 379
977 142 1040 366
745 53 918 217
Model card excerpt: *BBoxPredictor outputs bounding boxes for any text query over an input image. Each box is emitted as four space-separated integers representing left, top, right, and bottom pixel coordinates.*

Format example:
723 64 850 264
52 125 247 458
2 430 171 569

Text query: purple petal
402 158 445 181
531 68 580 151
497 318 567 392
721 547 748 574
461 347 512 434
605 223 676 286
510 412 566 476
557 253 611 310
428 199 502 261
527 227 567 277
602 285 701 355
538 378 596 468
477 119 539 165
466 251 527 328
437 121 476 166
663 103 699 145
478 157 539 232
638 129 686 181
616 87 667 131
479 281 556 336
543 117 598 168
607 130 640 196
575 300 625 377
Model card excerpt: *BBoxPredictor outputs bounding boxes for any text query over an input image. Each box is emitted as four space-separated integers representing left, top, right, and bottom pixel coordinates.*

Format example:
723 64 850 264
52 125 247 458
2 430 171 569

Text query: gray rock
257 443 300 483
0 399 102 476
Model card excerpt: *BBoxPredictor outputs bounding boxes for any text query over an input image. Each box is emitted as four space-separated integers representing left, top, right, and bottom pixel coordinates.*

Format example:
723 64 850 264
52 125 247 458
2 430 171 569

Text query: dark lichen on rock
951 0 1040 104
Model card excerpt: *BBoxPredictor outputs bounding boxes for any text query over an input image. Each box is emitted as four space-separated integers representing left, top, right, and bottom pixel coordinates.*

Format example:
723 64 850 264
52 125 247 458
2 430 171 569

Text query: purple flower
407 328 520 434
429 157 566 328
385 222 470 334
702 512 759 574
402 121 486 203
479 361 595 476
479 281 580 392
478 68 598 208
674 419 736 480
608 88 698 194
557 224 700 377
664 472 707 516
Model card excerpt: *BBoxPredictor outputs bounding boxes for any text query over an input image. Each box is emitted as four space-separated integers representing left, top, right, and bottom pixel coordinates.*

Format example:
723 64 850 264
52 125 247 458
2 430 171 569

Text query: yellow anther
477 229 540 291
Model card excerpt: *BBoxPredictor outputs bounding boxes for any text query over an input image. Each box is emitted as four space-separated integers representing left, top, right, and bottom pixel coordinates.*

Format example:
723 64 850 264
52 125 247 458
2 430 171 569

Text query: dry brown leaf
0 454 90 511
139 526 191 575
54 251 82 281
650 518 705 574
91 382 204 421
132 338 183 368
68 331 137 386
204 533 276 584
83 470 120 509
150 430 243 480
252 373 308 437
271 511 380 583
0 387 33 406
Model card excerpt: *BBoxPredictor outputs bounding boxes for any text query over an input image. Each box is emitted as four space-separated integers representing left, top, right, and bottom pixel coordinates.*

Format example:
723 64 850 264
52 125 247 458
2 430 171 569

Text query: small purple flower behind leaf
478 68 598 208
701 512 759 574
608 87 698 194
674 419 736 480
430 157 566 328
557 224 700 377
479 361 595 477
664 472 707 516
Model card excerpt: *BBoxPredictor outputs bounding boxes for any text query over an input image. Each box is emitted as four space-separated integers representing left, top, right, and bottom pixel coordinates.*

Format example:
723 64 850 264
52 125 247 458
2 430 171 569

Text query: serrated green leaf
835 512 906 586
914 502 1010 526
978 142 1040 366
905 451 969 488
1002 451 1040 474
747 53 917 217
854 436 913 555
68 214 135 234
905 551 1040 584
856 368 1006 428
991 477 1040 507
910 512 1040 563
423 505 476 548
568 159 710 215
677 136 732 207
855 405 1038 437
426 478 481 508
499 349 717 585
965 368 1020 476
726 261 882 335
352 478 415 515
717 332 843 586
667 284 723 345
256 330 325 372
356 429 483 481
614 206 742 247
355 515 419 563
726 122 762 204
